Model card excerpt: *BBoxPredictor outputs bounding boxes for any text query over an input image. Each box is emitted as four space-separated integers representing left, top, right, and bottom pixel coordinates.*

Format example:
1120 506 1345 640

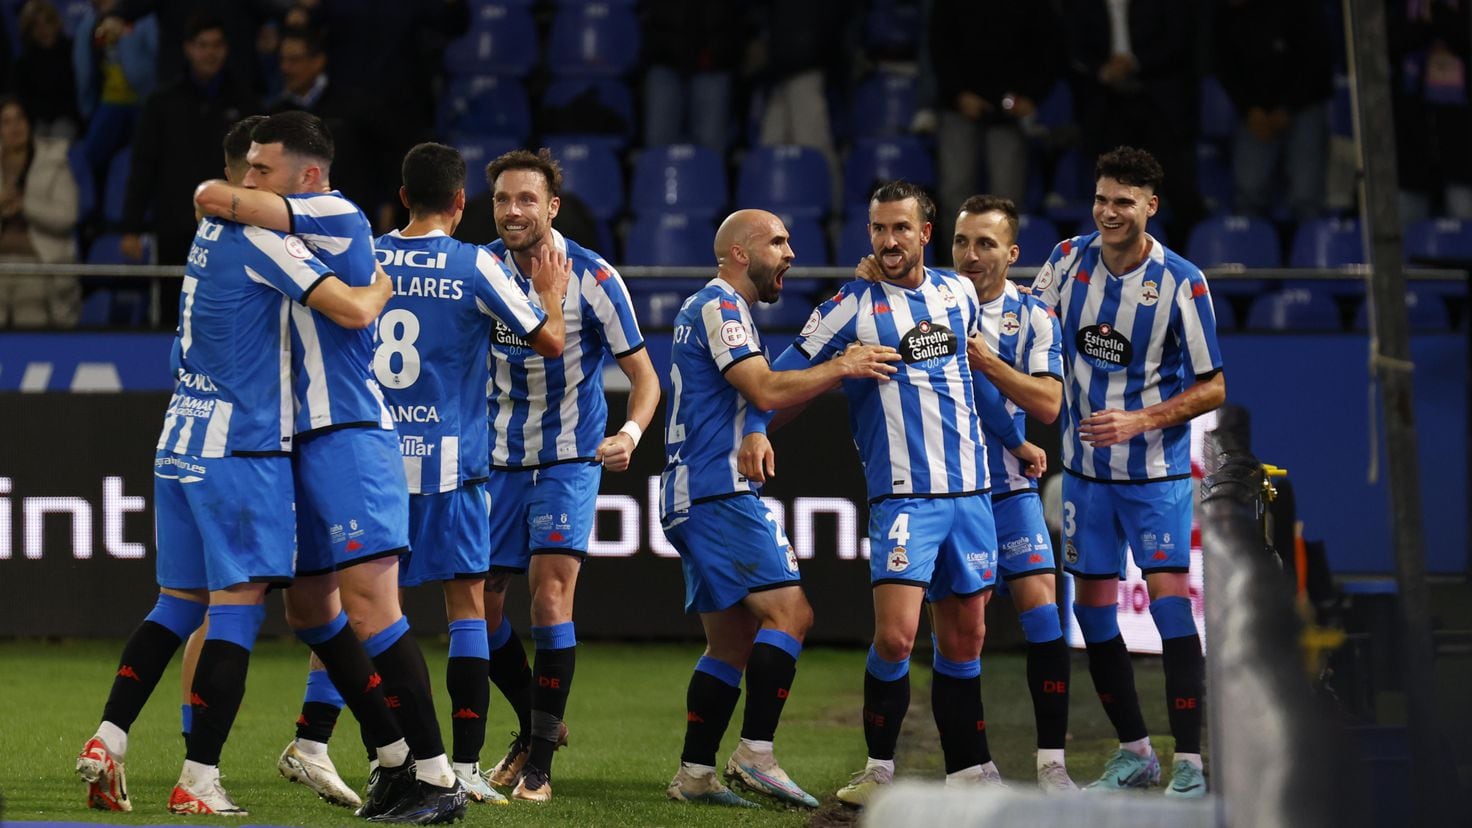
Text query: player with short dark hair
1032 145 1224 798
478 148 662 803
662 209 901 809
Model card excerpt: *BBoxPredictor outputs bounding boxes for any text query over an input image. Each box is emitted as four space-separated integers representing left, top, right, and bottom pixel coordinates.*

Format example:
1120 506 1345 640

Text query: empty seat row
1188 215 1472 269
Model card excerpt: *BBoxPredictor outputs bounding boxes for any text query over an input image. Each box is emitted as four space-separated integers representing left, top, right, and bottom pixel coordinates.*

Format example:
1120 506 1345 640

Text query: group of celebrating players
72 109 1223 824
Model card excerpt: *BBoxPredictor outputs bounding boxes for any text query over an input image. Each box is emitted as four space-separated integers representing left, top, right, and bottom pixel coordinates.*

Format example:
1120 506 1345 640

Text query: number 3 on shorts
888 512 910 547
1062 501 1077 538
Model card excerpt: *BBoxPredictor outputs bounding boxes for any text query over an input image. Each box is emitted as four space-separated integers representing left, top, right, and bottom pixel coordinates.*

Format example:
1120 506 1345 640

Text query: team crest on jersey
1140 280 1160 306
800 309 822 337
886 546 909 572
937 283 958 307
786 545 799 572
720 319 750 348
899 320 958 364
1077 323 1132 372
1064 540 1079 565
1000 310 1021 336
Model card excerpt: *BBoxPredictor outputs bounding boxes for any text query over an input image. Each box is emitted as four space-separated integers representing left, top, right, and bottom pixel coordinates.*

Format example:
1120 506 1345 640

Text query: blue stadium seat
452 135 519 200
849 72 919 140
1352 282 1452 331
443 2 538 78
1208 292 1237 332
1246 283 1346 331
439 75 531 141
1404 218 1472 264
1035 81 1074 130
546 2 640 77
624 212 715 267
630 144 726 218
1291 217 1364 268
623 277 706 328
1197 143 1233 215
1200 75 1237 144
68 144 96 222
863 0 922 57
87 232 154 265
751 284 822 331
541 79 635 147
1187 214 1282 268
1014 215 1061 267
103 146 131 226
1044 149 1091 224
1330 73 1353 138
843 137 935 213
738 145 831 219
776 213 830 266
543 139 623 222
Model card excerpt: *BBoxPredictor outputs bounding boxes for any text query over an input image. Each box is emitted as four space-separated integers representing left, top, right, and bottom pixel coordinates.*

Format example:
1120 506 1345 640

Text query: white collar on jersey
386 228 447 239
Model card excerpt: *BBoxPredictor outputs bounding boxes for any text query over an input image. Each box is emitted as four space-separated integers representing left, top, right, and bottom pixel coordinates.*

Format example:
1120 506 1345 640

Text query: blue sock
204 604 266 652
1019 604 1064 643
363 616 410 658
1149 596 1196 640
753 628 802 660
294 612 349 647
487 617 513 650
694 655 743 688
181 703 192 736
145 593 207 640
865 645 909 681
448 619 490 660
1073 603 1121 644
530 621 576 651
303 668 344 707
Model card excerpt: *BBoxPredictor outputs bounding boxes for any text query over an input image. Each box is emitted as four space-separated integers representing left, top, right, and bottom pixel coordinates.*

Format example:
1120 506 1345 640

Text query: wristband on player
618 420 643 448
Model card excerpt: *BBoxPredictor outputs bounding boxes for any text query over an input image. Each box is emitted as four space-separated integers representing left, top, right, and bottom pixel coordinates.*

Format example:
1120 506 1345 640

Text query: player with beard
661 210 901 809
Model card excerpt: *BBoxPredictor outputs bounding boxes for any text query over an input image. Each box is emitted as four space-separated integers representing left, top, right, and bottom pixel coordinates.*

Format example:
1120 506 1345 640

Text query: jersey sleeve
1172 266 1224 381
240 225 333 303
1033 238 1074 311
1024 300 1063 379
975 373 1025 449
701 295 763 374
580 259 646 358
790 285 860 364
474 247 546 339
283 192 364 257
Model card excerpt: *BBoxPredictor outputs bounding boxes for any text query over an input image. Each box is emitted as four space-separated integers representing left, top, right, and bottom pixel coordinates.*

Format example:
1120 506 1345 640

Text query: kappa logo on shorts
786 544 799 572
886 546 909 572
1064 540 1079 565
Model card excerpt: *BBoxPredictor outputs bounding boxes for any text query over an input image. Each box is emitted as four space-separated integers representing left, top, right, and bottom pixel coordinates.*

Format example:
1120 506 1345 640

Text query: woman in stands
0 95 81 327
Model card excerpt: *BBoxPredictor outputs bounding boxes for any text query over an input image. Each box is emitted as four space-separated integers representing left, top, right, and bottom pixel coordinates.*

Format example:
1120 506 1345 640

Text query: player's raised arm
193 180 293 232
301 261 393 329
725 342 899 412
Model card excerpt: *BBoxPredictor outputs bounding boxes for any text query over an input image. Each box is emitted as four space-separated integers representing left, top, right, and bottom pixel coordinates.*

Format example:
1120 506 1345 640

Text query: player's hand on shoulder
836 342 902 380
738 433 776 484
854 254 884 284
595 432 635 472
1008 440 1047 478
1079 408 1149 448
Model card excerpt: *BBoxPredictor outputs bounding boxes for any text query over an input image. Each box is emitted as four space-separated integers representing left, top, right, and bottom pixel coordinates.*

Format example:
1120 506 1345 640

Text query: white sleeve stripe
289 194 359 218
584 267 638 353
242 226 323 291
295 233 353 255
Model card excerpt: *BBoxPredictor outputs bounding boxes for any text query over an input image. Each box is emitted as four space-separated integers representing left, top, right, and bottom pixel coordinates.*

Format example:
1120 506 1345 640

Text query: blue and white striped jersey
284 191 393 436
1035 232 1223 481
484 229 645 469
978 280 1063 495
786 268 1011 502
659 279 768 517
373 230 547 494
156 218 331 457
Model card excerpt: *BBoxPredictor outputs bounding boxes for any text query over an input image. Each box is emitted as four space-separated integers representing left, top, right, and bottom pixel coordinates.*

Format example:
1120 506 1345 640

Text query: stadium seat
541 79 636 147
751 283 823 331
1014 215 1061 267
623 277 707 328
439 75 531 141
1330 73 1353 139
737 145 831 219
87 232 154 265
102 146 131 226
776 213 830 266
1207 291 1238 332
1352 282 1452 331
1044 148 1092 224
452 135 518 200
1291 217 1365 268
443 2 539 78
843 136 935 213
629 144 727 218
1187 214 1282 268
546 2 640 78
849 72 919 140
1246 282 1348 331
1197 143 1233 215
1404 218 1472 265
1200 75 1237 144
624 212 715 267
543 139 623 222
1034 81 1074 131
68 144 96 222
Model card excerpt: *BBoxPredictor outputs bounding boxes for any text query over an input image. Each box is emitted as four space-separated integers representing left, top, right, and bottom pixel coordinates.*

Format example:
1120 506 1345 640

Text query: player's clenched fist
737 432 776 484
595 432 635 471
834 343 902 380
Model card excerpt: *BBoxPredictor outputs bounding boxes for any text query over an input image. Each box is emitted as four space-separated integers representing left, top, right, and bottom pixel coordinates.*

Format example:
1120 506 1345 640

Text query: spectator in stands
1214 0 1332 221
13 0 82 139
930 0 1059 258
1065 0 1205 241
120 13 258 322
73 0 159 199
0 96 80 327
268 26 400 231
639 0 746 152
1389 0 1472 220
99 0 288 94
754 0 850 154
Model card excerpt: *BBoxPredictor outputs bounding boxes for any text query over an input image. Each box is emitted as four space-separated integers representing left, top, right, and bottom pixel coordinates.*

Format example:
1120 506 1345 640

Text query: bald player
661 210 901 809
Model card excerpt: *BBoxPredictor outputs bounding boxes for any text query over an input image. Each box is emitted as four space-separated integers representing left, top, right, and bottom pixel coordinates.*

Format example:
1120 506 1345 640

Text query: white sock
1174 752 1203 769
738 738 774 756
980 760 1000 775
294 738 329 757
1037 748 1066 768
97 721 128 759
680 761 717 778
368 758 381 773
945 765 982 784
181 759 218 787
415 753 454 787
1121 737 1152 757
376 738 409 768
865 757 895 774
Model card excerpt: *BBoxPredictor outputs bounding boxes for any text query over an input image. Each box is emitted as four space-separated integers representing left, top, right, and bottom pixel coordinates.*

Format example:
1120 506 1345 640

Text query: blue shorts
399 482 491 587
294 427 410 576
153 452 295 591
663 494 801 614
1061 474 1192 579
994 492 1056 582
486 461 600 572
868 494 998 602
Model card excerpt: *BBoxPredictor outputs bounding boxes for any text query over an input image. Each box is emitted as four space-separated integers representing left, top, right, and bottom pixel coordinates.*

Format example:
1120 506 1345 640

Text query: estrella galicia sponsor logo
899 320 958 365
492 319 528 350
1077 323 1132 372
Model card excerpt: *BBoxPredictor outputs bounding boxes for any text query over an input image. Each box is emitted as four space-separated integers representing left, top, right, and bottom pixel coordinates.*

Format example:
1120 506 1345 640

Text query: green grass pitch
0 639 1179 826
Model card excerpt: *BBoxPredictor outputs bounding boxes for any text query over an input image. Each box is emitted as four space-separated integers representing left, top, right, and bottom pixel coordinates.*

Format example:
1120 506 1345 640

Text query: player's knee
935 628 984 661
872 629 914 662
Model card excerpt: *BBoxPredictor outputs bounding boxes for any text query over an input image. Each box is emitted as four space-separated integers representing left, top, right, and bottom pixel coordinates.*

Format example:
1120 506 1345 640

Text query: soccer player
662 210 901 809
1032 146 1224 798
192 111 467 822
477 149 661 803
76 115 394 817
768 181 1044 806
950 196 1073 791
374 142 568 803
